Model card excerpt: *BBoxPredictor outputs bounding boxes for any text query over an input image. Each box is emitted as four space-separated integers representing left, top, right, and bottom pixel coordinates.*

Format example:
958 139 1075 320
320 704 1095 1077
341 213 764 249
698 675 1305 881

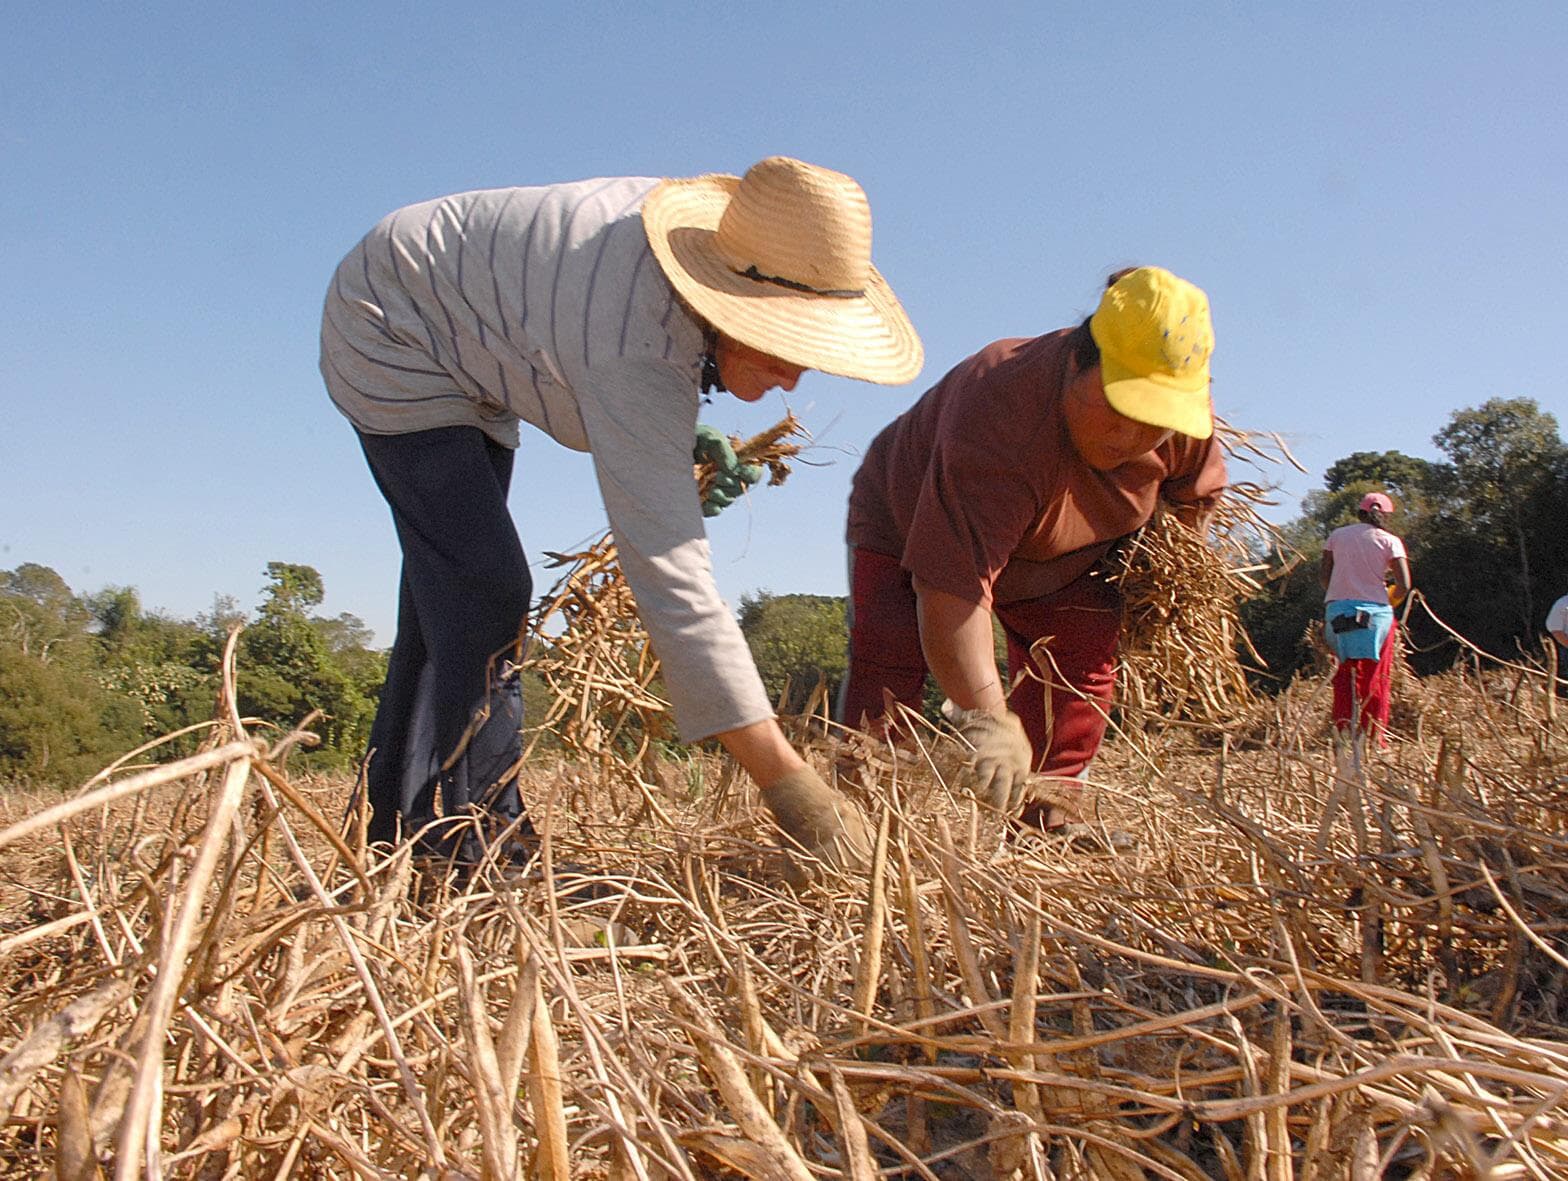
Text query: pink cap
1359 492 1394 514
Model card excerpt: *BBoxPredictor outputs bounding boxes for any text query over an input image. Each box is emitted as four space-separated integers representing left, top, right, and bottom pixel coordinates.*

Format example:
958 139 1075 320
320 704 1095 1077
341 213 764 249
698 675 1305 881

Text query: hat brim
642 174 923 386
1101 357 1214 440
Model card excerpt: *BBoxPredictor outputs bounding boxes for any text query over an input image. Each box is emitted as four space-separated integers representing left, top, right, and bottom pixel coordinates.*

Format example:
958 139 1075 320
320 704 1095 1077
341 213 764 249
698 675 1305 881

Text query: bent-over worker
839 267 1228 828
320 157 922 870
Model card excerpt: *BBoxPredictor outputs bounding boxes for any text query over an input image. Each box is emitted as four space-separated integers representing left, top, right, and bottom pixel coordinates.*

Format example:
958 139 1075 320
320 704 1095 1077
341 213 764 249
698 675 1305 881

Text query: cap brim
642 174 923 386
1101 356 1214 440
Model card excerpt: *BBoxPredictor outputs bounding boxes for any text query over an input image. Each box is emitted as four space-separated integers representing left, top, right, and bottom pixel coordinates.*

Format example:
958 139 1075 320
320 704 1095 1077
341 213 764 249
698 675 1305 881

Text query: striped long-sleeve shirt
320 177 775 742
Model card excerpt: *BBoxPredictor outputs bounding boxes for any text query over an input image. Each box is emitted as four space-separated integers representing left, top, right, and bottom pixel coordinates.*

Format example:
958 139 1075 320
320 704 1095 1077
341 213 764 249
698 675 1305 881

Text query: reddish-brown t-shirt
847 329 1229 607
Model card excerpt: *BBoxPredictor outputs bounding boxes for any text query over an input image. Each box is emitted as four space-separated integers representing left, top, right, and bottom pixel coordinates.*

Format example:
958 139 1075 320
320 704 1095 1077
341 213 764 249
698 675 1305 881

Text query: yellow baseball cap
1089 267 1214 440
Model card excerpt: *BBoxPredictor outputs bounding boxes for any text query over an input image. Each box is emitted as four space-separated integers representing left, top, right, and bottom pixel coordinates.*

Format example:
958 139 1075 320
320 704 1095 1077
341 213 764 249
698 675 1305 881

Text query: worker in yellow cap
839 267 1228 829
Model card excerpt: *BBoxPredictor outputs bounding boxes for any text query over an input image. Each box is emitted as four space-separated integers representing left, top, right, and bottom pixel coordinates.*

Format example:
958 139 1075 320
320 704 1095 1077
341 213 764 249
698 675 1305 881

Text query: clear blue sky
4 3 1564 642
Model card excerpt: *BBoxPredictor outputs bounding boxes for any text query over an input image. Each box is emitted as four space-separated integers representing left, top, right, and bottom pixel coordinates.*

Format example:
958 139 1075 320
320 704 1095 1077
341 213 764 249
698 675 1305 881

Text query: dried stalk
0 590 1565 1180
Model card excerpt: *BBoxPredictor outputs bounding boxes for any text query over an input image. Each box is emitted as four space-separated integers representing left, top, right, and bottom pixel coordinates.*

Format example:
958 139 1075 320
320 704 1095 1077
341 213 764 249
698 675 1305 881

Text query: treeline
4 398 1561 786
0 562 386 784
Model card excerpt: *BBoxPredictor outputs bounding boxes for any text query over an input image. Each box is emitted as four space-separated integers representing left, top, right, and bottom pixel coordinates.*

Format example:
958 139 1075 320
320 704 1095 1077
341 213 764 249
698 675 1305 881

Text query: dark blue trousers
357 426 532 850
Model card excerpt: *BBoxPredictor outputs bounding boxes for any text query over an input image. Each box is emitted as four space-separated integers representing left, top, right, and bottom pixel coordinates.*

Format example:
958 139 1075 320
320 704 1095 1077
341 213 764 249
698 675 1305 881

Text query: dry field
1 646 1565 1180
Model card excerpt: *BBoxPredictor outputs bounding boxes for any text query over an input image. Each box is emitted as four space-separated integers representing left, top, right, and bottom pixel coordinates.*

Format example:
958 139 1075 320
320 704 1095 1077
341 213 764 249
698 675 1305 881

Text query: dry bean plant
2 420 1567 1179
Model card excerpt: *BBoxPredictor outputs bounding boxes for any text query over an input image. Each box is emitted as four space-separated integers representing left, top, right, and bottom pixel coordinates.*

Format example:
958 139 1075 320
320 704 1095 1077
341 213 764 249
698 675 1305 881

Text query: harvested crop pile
2 634 1566 1178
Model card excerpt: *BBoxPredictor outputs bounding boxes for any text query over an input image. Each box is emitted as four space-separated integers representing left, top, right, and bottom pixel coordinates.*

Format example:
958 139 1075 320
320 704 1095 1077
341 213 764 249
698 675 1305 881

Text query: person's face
1063 365 1174 471
714 335 805 402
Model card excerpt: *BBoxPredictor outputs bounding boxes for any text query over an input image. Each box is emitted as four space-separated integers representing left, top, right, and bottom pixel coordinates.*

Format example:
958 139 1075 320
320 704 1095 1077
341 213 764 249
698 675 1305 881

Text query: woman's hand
694 424 765 516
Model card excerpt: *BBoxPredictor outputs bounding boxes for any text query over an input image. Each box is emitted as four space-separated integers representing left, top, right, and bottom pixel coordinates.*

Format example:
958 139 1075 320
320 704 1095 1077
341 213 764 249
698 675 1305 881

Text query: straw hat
642 156 922 385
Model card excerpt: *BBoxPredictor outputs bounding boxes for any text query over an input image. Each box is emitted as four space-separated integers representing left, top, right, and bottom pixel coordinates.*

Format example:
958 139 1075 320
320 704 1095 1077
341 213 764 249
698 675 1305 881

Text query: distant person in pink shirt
1546 594 1568 651
1320 492 1412 746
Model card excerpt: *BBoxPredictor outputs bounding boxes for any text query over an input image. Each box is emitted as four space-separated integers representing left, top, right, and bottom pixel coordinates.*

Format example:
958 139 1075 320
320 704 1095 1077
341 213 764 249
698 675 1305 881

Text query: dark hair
1067 267 1139 371
1067 317 1098 371
1357 507 1388 528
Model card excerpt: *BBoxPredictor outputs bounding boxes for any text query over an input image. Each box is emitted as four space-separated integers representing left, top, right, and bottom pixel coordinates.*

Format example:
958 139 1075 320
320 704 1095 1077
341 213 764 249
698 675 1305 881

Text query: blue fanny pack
1325 600 1393 661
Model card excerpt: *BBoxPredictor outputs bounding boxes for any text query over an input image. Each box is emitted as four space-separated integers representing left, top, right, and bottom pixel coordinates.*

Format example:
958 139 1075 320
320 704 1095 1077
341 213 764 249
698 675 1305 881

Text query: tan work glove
762 767 871 875
947 705 1035 813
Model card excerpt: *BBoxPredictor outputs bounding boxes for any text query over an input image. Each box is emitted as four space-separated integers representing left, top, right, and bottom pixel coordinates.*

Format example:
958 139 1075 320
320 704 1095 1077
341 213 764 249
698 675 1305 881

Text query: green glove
694 424 764 517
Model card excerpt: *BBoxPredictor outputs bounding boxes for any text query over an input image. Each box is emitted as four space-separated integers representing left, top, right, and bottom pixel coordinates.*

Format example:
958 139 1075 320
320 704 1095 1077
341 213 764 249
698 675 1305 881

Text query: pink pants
1332 622 1397 742
837 548 1120 823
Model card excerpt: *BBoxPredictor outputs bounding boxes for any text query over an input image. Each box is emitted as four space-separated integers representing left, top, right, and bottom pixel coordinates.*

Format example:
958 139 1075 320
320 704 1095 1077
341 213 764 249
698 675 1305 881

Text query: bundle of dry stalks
525 409 1299 745
2 633 1567 1178
1108 421 1305 727
519 414 808 774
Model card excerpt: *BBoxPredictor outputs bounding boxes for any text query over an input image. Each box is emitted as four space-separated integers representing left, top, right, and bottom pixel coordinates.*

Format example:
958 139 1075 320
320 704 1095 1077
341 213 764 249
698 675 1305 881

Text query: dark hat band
736 264 865 299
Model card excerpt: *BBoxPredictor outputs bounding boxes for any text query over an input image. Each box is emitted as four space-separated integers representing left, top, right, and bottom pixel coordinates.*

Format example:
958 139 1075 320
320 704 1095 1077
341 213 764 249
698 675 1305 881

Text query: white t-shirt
1324 523 1406 603
1547 594 1568 638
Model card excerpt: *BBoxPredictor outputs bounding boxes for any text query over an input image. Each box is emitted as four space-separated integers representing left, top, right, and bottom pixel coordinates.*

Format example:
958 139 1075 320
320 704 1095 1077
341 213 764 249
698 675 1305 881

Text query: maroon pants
1332 622 1397 742
837 548 1121 805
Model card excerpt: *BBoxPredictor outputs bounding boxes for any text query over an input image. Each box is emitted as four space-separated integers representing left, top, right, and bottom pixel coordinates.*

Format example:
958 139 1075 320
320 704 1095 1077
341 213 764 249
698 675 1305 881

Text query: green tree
0 561 391 783
259 562 326 616
1430 398 1565 638
236 563 381 767
0 563 94 664
1323 450 1441 501
86 585 143 653
197 593 246 640
313 611 385 687
737 593 850 713
0 566 147 782
85 585 214 741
